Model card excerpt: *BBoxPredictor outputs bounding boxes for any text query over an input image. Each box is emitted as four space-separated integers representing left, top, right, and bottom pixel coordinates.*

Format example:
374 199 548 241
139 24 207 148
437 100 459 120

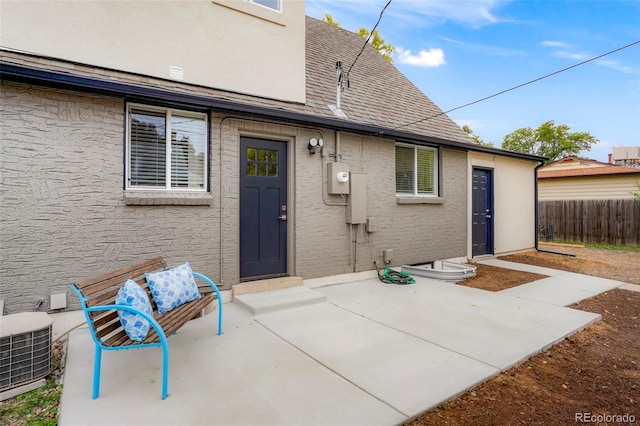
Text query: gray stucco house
0 2 543 314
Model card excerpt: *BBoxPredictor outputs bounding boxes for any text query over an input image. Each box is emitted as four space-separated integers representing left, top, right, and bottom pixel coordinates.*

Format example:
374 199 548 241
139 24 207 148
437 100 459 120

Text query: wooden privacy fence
538 199 640 246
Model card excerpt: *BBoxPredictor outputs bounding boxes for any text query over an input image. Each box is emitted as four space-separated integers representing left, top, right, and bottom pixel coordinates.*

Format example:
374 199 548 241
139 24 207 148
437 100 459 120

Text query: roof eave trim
0 62 546 162
540 172 640 179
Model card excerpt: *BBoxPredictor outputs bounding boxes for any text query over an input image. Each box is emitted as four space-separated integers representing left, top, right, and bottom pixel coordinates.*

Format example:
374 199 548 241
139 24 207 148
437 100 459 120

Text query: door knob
278 214 287 221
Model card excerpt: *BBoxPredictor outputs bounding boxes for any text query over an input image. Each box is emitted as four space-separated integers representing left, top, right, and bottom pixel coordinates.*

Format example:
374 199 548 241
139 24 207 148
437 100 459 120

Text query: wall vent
0 313 52 391
169 66 184 81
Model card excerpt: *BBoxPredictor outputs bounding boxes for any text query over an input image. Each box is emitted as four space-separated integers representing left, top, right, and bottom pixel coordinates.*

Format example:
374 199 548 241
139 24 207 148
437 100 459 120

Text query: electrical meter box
327 162 350 195
346 173 366 224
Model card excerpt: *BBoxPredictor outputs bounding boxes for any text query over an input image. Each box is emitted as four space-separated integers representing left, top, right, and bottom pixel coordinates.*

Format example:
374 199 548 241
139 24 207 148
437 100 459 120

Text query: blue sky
305 0 640 162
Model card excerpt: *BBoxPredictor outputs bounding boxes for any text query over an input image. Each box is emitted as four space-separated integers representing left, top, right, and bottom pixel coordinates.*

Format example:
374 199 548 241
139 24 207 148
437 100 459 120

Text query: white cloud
441 36 523 57
596 59 636 74
554 50 589 60
540 41 638 75
397 47 446 67
541 41 590 61
541 40 569 48
390 0 509 27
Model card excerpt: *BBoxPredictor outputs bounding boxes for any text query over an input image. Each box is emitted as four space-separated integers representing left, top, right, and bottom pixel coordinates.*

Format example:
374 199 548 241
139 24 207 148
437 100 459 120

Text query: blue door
472 168 494 257
240 137 288 280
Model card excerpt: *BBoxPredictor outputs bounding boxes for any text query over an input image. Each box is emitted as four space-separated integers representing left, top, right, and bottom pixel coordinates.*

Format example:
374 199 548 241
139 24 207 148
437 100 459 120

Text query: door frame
237 132 295 281
471 166 494 257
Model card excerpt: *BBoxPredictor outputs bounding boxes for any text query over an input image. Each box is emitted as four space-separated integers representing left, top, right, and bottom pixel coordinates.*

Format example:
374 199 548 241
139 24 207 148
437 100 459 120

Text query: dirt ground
408 245 640 426
460 263 547 292
503 243 640 285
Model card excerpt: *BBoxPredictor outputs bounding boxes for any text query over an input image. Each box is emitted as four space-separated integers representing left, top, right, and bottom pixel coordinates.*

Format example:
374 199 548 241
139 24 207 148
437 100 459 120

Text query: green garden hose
373 260 415 285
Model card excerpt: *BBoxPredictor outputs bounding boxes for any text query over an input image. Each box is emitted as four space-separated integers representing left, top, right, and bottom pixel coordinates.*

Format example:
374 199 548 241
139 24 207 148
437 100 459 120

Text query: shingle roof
304 17 471 144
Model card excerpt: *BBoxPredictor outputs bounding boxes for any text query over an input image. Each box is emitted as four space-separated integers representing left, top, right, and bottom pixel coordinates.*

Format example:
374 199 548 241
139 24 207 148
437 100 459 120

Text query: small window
127 105 207 191
395 144 438 196
248 0 281 12
246 148 279 177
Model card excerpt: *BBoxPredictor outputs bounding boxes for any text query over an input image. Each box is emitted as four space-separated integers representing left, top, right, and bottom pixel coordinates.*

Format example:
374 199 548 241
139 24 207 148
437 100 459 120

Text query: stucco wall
0 0 306 103
1 81 468 314
468 153 538 256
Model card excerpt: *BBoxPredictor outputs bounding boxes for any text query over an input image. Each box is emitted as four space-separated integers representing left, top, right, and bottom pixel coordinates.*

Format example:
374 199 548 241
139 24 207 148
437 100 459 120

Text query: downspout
534 160 575 257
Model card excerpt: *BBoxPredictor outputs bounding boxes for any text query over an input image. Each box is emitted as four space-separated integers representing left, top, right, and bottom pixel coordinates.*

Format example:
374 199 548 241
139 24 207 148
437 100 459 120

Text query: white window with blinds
395 144 438 196
126 105 207 191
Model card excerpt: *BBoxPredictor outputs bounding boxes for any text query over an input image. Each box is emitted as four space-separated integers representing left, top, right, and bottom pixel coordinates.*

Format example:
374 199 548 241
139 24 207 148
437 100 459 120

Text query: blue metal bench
70 257 223 400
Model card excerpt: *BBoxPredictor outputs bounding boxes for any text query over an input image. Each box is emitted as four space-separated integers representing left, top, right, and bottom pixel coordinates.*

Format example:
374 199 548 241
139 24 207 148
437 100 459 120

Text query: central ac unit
0 312 53 391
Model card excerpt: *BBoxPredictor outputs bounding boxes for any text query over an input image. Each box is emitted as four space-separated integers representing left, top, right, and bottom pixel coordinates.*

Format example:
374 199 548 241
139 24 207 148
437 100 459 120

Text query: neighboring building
538 157 640 200
0 1 543 314
611 146 640 168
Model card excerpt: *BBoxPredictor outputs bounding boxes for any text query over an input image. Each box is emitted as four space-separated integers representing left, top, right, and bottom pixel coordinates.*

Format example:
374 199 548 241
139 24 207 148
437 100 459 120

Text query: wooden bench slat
79 262 167 297
91 295 215 346
95 319 125 340
91 310 119 329
103 330 133 347
87 287 120 307
101 295 215 347
160 295 214 336
75 257 165 289
86 279 158 309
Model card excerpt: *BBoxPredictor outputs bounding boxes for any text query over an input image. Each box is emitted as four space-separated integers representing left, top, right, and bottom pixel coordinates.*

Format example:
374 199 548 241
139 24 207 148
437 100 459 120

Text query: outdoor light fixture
308 137 324 154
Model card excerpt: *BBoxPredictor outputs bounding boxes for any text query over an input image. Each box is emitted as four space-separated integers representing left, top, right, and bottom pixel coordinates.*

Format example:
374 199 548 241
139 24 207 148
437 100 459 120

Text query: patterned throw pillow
145 262 201 315
115 279 153 342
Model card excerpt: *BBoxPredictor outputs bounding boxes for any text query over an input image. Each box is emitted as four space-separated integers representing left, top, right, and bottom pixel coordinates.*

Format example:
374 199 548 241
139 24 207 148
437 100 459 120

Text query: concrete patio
57 261 627 426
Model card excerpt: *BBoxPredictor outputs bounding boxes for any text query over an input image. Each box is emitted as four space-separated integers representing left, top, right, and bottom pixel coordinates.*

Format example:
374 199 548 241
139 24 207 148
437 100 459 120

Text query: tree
356 28 397 63
501 120 598 163
322 13 340 27
322 13 396 63
462 124 493 147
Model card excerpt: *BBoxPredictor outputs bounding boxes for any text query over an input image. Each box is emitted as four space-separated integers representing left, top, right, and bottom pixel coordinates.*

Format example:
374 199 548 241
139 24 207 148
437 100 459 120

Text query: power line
347 0 393 76
388 39 640 133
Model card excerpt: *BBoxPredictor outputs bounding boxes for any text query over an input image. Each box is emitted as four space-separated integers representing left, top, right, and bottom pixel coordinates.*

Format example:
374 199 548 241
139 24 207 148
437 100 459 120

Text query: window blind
129 109 166 187
417 149 435 194
395 145 437 196
395 146 414 194
171 115 206 189
128 106 207 190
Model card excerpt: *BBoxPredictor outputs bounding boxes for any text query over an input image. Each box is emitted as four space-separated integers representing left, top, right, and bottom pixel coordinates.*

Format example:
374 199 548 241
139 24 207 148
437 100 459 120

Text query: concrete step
232 276 303 296
234 286 327 315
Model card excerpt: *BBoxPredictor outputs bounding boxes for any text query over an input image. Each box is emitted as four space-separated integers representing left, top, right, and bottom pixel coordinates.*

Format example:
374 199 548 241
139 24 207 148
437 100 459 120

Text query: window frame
125 103 209 192
395 143 439 197
247 0 282 13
